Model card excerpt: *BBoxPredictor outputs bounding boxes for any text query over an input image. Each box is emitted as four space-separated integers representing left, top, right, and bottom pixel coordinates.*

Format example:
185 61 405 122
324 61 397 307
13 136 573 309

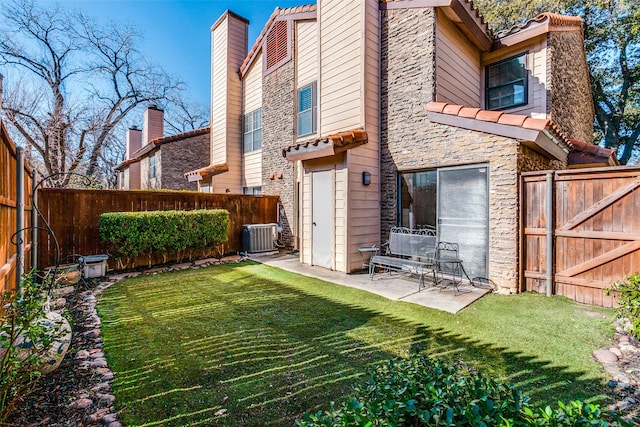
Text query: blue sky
53 0 311 107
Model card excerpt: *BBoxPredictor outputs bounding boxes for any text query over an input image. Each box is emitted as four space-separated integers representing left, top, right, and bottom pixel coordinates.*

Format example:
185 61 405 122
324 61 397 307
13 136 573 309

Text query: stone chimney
142 104 164 145
126 125 142 159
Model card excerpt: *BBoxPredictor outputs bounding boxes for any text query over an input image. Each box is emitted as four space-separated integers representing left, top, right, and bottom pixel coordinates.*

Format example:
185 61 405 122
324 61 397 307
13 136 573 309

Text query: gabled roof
282 129 368 162
115 127 210 171
239 4 316 77
380 0 493 51
494 12 583 48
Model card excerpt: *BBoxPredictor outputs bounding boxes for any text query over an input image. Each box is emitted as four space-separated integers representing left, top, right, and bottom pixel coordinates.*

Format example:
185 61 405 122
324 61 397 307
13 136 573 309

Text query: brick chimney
126 125 142 159
142 104 164 145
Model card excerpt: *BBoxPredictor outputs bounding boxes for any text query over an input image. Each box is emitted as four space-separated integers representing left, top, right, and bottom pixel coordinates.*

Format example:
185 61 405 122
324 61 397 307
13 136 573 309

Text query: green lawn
97 261 615 426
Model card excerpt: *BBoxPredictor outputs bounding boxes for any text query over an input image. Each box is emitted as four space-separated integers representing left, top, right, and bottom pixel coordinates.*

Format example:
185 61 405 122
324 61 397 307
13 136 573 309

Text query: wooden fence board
522 167 640 307
36 189 279 271
0 121 33 297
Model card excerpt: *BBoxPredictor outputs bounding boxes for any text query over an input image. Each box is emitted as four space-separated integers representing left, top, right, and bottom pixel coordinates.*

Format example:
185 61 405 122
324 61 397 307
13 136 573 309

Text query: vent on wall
265 20 289 70
242 223 278 253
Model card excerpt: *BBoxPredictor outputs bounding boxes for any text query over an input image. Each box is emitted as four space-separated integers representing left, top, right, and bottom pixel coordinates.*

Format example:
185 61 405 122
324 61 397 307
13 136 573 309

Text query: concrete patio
256 252 490 314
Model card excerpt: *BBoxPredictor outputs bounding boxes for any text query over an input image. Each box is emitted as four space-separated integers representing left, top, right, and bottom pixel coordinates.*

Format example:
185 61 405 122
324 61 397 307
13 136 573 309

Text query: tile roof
282 129 368 160
426 101 618 166
183 163 229 179
240 4 316 75
496 12 583 39
567 138 619 167
426 101 571 145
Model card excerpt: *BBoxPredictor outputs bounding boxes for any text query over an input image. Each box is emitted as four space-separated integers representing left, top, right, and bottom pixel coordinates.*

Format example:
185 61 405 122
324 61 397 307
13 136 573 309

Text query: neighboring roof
282 129 368 162
184 163 229 181
115 127 210 171
494 12 583 48
567 139 619 168
426 101 571 161
240 4 316 77
380 0 493 51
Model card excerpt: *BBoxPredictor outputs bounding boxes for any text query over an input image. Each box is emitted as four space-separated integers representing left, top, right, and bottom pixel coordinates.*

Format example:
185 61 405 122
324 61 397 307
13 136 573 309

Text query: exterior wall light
362 171 371 185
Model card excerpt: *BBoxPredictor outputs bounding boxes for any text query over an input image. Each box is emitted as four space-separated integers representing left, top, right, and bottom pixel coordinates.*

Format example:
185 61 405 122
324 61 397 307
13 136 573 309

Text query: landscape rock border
592 320 640 418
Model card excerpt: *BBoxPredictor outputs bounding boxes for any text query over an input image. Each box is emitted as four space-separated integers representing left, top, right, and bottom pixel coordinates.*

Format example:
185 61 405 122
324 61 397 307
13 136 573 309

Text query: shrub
606 273 640 338
0 273 70 423
296 356 631 426
98 209 230 261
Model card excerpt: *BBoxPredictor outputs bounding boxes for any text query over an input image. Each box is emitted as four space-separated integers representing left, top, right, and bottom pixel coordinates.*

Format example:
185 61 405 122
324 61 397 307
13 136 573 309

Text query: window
243 108 262 153
243 186 262 195
297 82 317 137
149 154 156 179
486 53 527 110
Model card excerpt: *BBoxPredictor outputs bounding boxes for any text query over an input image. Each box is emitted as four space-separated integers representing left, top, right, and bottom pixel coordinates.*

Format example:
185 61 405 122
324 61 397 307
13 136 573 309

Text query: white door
312 170 333 269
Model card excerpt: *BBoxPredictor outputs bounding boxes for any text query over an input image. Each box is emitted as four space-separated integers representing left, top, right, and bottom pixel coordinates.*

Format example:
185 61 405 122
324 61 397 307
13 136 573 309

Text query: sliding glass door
399 164 489 278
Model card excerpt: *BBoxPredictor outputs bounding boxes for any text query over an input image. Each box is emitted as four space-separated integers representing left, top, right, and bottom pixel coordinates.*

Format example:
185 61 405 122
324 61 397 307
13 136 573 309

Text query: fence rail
521 166 640 307
36 189 278 271
0 121 33 296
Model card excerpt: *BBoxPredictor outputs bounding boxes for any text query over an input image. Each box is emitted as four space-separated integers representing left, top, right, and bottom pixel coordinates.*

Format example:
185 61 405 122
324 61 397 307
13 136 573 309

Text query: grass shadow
97 262 612 426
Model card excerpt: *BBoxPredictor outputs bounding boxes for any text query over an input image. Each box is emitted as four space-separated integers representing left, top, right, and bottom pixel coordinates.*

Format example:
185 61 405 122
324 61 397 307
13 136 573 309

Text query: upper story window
149 154 157 179
297 82 317 137
486 53 527 110
243 108 262 153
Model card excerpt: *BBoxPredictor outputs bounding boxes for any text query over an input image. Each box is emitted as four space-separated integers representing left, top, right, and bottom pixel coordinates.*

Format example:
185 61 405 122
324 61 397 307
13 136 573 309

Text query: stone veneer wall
517 144 566 173
547 30 595 144
262 61 295 247
380 6 437 235
161 133 210 190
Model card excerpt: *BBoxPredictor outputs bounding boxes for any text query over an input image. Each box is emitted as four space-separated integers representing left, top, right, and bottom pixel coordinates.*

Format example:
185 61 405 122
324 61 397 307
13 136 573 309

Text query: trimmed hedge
98 209 229 260
296 356 632 426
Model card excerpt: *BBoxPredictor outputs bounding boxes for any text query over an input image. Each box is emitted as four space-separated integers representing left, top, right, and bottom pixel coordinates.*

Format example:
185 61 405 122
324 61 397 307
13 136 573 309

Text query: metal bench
369 227 437 291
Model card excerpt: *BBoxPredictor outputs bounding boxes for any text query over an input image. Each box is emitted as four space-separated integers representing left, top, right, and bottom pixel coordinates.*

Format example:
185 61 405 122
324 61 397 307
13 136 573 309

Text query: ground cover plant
97 262 615 426
296 356 630 426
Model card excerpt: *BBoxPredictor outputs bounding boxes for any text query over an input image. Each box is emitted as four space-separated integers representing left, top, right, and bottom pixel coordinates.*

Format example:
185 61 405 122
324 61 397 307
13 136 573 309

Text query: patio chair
434 242 471 295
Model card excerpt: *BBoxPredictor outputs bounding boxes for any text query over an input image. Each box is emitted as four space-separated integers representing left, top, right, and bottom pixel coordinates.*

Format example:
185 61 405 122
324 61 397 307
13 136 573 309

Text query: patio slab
257 252 489 314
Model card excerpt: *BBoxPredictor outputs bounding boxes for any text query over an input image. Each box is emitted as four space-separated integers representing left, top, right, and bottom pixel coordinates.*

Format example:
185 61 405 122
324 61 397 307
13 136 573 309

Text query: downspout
15 146 24 291
545 172 554 297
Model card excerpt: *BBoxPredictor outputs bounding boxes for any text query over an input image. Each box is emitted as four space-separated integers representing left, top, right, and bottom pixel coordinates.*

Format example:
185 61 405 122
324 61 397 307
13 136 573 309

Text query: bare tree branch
0 0 187 187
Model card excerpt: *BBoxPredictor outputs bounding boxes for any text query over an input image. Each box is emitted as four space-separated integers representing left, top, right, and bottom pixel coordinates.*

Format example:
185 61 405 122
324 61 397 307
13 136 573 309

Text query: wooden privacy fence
521 166 640 307
0 121 33 295
37 189 279 271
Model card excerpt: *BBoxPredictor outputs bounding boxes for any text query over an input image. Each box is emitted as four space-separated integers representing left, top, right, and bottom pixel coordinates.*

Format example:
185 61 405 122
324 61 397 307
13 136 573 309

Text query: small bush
606 273 640 338
0 273 70 423
99 209 230 261
296 356 631 426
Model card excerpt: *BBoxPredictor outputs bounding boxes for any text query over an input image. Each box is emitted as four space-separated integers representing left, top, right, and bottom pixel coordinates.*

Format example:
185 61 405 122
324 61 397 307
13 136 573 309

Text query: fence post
15 146 24 291
31 169 38 271
545 172 554 297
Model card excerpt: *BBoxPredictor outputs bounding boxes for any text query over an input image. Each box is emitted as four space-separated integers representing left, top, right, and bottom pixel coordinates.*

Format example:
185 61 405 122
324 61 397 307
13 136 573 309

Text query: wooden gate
521 167 640 307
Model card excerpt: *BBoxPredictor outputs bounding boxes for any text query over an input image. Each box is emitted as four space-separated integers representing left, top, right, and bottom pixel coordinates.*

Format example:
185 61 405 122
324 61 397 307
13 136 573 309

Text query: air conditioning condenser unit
242 223 278 253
